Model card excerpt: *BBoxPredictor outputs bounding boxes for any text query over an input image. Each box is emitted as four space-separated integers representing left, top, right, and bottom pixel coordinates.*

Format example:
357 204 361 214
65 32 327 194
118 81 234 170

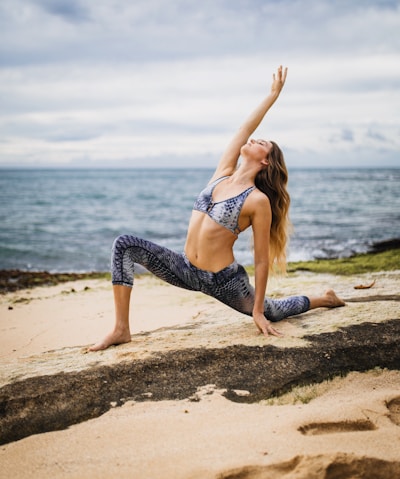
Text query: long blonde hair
254 141 291 274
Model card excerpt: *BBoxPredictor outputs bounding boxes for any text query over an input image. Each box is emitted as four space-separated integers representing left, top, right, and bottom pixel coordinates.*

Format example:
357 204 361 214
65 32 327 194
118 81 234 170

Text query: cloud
0 0 399 167
36 0 90 22
2 0 399 65
366 127 389 142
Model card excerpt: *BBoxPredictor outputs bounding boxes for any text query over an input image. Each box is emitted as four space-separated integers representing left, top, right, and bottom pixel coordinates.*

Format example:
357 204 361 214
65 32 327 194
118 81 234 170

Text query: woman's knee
111 236 137 270
112 234 139 254
264 296 310 322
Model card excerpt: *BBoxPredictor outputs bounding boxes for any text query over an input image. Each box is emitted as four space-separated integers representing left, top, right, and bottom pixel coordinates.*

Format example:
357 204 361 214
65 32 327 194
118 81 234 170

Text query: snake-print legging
111 234 310 322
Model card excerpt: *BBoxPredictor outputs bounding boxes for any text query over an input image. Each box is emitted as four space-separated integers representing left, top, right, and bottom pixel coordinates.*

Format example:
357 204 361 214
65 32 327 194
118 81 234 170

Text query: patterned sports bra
193 176 256 236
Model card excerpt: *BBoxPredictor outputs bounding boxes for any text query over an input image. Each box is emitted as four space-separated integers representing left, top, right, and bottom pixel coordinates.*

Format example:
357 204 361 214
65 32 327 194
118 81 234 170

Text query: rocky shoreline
1 238 399 294
0 270 108 294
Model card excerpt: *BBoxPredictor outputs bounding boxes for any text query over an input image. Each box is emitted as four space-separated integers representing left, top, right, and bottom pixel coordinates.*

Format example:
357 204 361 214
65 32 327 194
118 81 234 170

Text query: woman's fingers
254 316 284 337
281 66 288 83
266 325 284 337
275 65 287 83
271 65 288 93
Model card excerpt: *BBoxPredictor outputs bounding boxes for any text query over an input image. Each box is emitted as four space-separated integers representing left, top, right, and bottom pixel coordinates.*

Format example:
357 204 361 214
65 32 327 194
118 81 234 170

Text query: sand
1 270 400 478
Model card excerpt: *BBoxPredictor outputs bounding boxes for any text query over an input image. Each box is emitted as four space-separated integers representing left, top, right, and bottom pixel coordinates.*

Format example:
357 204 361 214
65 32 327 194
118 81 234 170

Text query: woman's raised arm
210 66 288 182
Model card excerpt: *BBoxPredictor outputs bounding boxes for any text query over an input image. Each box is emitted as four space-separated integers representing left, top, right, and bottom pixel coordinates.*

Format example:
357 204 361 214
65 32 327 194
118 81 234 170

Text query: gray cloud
1 0 399 66
0 0 399 167
366 127 389 143
341 128 354 142
36 0 91 22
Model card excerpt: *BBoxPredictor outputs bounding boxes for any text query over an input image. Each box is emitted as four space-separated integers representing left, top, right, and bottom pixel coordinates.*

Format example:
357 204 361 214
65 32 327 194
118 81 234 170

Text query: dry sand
1 270 400 478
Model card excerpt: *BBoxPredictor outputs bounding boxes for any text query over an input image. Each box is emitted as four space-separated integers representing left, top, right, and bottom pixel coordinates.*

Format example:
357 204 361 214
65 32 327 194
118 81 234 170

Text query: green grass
287 249 400 275
245 249 400 276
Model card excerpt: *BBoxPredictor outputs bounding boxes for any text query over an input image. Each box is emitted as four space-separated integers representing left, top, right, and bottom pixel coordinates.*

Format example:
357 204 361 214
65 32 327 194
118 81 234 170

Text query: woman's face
242 138 273 161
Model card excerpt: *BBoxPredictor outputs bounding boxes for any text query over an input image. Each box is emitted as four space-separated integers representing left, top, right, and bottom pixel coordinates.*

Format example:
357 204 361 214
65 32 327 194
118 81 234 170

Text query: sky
0 0 399 169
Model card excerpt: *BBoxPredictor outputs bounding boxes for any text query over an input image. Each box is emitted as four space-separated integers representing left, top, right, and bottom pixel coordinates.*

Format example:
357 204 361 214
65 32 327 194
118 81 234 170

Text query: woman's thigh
111 235 196 290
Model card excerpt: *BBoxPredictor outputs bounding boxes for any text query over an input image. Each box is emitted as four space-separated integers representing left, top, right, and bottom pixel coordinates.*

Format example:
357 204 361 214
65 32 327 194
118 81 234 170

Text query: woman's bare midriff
184 211 239 272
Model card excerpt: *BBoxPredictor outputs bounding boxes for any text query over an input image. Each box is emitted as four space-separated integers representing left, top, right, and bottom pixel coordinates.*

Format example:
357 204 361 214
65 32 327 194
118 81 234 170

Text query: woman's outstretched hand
271 65 288 96
253 312 284 338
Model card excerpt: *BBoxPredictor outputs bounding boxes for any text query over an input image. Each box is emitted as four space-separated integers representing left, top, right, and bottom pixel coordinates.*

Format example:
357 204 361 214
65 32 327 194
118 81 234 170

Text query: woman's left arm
251 195 283 337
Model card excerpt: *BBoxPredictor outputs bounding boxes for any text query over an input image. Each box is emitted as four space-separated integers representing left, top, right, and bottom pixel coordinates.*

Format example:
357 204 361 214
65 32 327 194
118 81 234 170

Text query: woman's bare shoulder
250 188 271 208
243 189 271 221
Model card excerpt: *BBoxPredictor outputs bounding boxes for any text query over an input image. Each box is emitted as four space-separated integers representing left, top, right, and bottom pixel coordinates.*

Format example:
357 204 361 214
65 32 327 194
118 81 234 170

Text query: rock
369 238 400 253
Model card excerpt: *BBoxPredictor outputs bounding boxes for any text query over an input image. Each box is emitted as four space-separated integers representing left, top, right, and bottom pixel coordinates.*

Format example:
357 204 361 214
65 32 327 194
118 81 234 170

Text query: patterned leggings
111 234 310 322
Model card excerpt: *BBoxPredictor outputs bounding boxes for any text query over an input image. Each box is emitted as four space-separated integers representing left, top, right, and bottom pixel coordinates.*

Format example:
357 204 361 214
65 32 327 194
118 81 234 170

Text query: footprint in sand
218 400 400 478
387 396 400 426
217 454 400 479
297 396 400 435
298 419 376 436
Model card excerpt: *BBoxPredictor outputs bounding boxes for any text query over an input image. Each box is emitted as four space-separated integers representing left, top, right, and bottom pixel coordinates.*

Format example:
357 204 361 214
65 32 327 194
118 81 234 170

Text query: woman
90 66 344 352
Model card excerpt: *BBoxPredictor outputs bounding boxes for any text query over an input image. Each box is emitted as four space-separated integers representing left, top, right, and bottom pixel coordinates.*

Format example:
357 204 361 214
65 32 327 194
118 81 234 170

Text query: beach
1 268 400 478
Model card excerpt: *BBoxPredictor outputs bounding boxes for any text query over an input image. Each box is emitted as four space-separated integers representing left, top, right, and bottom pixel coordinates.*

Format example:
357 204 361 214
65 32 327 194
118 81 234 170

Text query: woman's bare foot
88 329 131 351
324 289 346 307
309 289 345 310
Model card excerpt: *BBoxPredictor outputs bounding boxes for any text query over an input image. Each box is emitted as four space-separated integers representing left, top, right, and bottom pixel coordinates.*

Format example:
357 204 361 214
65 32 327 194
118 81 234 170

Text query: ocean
0 168 399 273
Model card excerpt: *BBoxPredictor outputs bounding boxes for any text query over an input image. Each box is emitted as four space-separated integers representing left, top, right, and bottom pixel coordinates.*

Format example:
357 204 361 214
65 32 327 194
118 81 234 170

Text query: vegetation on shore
0 270 110 294
243 248 399 277
1 247 399 293
286 249 399 276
